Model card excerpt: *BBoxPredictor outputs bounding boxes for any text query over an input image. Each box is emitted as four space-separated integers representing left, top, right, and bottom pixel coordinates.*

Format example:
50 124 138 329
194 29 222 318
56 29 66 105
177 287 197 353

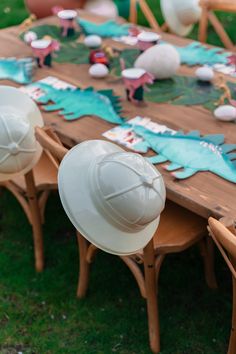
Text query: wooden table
2 11 236 221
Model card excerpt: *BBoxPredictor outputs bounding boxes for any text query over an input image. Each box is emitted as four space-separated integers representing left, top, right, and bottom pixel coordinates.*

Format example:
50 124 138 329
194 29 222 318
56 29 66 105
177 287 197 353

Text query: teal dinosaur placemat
78 18 130 38
22 76 124 124
131 124 236 183
0 57 35 84
103 117 236 183
175 42 230 66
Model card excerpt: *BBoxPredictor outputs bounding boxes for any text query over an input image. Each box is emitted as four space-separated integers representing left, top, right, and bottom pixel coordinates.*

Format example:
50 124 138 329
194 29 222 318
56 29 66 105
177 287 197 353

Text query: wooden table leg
143 238 160 353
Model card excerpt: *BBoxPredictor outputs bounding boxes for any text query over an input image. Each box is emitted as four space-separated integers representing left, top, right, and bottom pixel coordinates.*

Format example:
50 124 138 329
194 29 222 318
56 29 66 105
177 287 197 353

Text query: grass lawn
0 1 235 353
0 191 232 354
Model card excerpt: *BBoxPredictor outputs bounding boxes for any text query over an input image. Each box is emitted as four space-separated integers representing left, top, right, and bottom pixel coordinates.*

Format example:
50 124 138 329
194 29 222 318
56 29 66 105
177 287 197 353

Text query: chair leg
76 232 91 298
129 0 138 24
228 278 236 354
25 171 44 272
198 4 209 43
143 239 160 354
199 237 217 289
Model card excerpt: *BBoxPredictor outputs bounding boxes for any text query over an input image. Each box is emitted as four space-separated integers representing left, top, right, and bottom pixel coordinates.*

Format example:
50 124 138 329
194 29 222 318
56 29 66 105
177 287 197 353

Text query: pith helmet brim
58 140 160 256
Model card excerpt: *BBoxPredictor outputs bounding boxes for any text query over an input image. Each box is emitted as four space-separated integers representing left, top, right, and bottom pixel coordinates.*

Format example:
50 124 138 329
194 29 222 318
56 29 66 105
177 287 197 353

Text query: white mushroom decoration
196 66 214 82
89 63 109 78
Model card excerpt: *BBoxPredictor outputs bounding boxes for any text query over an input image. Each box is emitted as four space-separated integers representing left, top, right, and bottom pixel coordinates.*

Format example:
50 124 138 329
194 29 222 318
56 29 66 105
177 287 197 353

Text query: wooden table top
1 11 236 220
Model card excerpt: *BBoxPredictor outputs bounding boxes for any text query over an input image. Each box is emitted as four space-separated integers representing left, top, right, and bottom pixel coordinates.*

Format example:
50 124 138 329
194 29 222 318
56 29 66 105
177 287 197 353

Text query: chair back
35 126 68 164
208 217 236 276
198 0 235 50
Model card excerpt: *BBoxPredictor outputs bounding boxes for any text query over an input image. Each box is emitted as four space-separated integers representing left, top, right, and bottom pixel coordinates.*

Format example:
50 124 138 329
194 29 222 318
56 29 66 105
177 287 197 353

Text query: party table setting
1 8 236 223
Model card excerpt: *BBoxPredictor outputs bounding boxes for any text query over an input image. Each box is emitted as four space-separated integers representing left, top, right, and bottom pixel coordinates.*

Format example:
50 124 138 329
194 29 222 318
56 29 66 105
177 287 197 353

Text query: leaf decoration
145 76 236 111
21 24 80 43
78 19 130 37
28 82 124 124
110 48 140 76
53 42 90 64
0 57 35 84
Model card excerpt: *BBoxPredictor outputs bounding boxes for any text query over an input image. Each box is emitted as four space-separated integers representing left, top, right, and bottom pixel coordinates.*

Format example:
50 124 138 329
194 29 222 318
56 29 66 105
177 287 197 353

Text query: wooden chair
0 127 67 272
208 217 236 354
199 0 236 50
35 126 217 353
129 0 162 31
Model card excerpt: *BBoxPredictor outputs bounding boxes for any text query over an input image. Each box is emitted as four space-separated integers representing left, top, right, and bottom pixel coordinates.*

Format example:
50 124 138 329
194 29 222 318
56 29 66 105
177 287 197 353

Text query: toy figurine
89 49 109 67
137 31 161 52
52 7 77 37
228 54 236 72
19 14 37 33
129 26 141 37
31 38 60 67
121 66 154 104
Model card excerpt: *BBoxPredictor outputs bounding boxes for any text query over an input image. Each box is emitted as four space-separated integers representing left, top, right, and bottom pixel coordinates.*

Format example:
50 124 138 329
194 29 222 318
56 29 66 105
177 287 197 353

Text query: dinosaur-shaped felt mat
26 82 124 124
0 57 35 84
78 19 130 37
130 125 236 183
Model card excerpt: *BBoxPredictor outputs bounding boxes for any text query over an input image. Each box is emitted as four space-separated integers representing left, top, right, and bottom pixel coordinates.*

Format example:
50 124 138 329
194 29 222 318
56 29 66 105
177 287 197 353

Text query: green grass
0 190 233 353
0 0 28 29
0 1 235 353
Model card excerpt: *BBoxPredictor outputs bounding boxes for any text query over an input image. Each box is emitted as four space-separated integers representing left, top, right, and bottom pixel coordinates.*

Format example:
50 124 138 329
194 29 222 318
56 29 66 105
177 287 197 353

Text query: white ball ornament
196 66 214 82
84 0 118 18
134 44 180 80
84 35 102 48
24 31 38 44
214 105 236 122
89 63 109 78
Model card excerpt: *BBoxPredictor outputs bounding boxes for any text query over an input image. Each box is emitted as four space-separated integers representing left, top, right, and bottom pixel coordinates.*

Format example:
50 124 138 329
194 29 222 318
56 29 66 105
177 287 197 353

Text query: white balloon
84 0 118 18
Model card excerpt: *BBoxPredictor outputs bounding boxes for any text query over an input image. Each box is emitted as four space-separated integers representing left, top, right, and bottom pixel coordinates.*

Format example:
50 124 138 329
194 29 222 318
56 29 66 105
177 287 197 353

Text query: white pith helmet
0 86 44 181
58 140 166 255
160 0 202 37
